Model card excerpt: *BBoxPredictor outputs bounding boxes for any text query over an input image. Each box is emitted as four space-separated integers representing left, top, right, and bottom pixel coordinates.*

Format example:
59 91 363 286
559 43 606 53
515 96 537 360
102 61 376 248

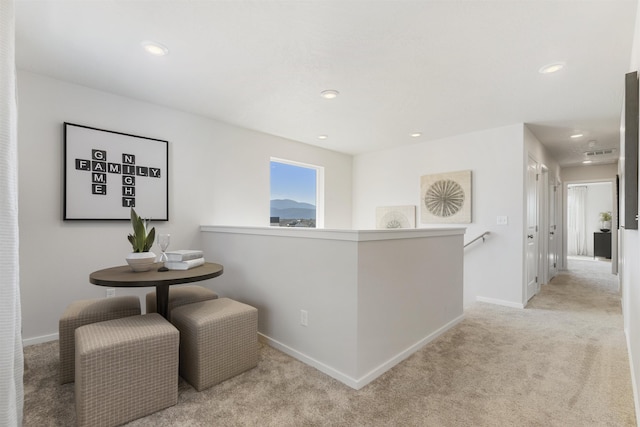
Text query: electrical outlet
106 288 116 298
496 216 508 225
300 309 308 326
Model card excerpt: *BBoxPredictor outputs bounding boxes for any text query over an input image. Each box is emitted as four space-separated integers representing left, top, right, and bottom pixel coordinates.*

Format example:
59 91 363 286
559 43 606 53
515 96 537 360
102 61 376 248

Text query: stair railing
464 231 490 248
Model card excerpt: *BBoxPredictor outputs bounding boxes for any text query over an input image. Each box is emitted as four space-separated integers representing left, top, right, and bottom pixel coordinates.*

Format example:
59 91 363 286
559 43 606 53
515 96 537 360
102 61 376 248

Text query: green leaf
144 227 156 252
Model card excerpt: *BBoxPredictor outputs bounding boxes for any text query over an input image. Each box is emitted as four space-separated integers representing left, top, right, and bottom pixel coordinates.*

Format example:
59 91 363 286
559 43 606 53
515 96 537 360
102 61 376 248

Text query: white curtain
0 0 24 425
567 186 588 256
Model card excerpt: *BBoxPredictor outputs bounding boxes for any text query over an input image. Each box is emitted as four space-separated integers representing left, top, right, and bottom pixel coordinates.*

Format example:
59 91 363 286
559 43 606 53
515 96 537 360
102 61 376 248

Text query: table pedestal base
156 284 170 319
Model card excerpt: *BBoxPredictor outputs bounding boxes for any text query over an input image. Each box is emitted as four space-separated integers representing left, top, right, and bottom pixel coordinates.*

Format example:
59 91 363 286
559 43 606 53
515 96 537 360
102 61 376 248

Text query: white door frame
539 165 550 285
547 176 560 280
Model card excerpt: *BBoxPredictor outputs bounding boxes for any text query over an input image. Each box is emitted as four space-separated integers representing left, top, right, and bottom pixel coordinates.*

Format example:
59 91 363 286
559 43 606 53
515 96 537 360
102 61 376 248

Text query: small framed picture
64 122 169 220
376 205 416 229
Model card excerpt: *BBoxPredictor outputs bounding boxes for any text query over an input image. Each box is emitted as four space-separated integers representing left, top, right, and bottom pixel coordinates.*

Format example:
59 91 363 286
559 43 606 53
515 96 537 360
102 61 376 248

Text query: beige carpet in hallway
23 258 636 426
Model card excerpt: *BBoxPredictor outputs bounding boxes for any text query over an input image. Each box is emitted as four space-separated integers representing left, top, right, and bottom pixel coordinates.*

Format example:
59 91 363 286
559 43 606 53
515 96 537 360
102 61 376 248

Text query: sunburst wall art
376 205 416 229
420 170 472 224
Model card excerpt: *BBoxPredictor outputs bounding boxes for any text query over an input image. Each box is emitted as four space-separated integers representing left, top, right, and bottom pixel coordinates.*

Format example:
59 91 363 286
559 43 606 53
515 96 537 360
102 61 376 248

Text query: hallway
522 256 634 424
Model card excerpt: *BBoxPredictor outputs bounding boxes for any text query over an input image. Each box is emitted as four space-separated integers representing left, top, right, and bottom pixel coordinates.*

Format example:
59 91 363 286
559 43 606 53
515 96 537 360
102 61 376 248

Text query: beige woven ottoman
171 298 258 391
75 313 179 427
146 285 218 320
58 295 140 384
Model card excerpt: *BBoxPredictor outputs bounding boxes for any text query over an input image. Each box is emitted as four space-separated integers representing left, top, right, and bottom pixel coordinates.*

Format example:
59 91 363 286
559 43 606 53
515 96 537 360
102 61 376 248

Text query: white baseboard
259 313 465 390
23 332 58 347
354 314 465 389
625 330 640 425
476 296 525 309
258 333 360 389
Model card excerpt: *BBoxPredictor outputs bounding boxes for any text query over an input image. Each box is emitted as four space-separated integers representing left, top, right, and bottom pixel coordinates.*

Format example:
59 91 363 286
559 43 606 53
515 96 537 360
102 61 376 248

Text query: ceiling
15 0 638 167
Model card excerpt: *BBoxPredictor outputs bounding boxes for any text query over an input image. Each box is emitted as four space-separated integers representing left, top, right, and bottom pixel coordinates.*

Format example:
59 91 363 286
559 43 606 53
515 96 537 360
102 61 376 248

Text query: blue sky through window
270 161 316 205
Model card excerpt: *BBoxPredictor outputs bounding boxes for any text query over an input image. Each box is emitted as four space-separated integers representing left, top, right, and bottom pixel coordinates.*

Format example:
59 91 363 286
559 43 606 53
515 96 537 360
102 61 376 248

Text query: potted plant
599 211 612 232
125 208 157 271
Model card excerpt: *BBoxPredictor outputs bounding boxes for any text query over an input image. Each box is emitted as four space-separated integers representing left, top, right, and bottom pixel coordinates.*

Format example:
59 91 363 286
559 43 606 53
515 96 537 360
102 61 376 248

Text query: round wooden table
90 262 224 318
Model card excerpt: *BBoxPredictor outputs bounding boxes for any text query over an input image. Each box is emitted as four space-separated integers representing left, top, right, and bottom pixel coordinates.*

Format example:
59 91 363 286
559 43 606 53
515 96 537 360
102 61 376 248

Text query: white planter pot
126 251 157 272
600 220 612 232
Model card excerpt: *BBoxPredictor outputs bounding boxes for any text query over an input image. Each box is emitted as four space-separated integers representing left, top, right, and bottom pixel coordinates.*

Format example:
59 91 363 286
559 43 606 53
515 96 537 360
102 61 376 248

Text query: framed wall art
64 122 169 220
624 71 638 229
420 170 472 224
376 205 416 229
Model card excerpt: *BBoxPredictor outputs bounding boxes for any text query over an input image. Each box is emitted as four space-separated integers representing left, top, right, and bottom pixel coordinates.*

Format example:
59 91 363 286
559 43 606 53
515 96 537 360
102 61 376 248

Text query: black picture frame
64 122 169 221
624 72 639 230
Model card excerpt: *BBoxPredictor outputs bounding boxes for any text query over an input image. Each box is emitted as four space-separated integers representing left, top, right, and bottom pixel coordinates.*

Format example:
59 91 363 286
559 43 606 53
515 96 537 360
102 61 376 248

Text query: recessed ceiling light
320 90 339 99
141 41 169 56
539 62 565 74
411 132 422 138
570 133 583 139
317 135 328 140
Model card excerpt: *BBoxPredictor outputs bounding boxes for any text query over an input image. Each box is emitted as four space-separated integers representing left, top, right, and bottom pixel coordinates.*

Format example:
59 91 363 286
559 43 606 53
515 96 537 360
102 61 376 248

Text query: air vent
585 148 616 157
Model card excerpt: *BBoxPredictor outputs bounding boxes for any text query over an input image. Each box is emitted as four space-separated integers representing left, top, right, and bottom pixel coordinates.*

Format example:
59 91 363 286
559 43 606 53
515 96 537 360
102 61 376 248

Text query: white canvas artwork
420 170 472 224
376 205 416 229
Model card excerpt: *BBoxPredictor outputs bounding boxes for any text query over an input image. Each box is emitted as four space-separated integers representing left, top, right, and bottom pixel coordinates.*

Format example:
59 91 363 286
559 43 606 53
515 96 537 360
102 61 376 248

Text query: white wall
17 71 353 343
621 1 640 416
352 124 531 307
200 226 464 389
562 164 619 182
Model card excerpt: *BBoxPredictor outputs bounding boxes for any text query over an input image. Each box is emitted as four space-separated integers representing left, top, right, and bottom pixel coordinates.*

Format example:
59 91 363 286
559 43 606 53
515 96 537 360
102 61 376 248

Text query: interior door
548 181 558 279
526 156 539 301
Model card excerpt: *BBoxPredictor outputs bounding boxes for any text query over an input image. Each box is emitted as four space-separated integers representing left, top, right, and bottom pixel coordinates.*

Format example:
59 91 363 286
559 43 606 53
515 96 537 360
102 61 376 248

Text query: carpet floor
23 258 637 426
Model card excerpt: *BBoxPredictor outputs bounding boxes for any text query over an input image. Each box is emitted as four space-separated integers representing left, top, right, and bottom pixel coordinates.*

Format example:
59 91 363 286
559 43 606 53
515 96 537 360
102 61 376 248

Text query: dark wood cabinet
594 232 611 259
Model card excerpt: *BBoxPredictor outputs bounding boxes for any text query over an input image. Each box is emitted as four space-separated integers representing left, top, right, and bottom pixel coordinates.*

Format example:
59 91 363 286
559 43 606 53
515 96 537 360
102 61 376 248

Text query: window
270 158 324 228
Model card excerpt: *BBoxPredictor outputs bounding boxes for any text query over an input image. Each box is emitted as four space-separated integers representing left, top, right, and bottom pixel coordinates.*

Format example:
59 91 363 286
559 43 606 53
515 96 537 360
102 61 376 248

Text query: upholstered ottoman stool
58 295 140 384
146 285 218 320
75 313 179 427
171 298 258 391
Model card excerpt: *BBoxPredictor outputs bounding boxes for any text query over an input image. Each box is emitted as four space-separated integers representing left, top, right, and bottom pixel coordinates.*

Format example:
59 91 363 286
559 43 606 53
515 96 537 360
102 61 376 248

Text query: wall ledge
201 225 466 242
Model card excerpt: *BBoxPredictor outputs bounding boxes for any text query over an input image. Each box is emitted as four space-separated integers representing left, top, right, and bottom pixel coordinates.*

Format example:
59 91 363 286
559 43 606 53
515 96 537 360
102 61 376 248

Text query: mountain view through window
270 160 317 228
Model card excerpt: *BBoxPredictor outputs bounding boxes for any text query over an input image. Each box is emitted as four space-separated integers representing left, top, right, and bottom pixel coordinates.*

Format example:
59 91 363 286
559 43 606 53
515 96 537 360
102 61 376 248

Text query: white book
165 249 204 262
164 257 205 270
